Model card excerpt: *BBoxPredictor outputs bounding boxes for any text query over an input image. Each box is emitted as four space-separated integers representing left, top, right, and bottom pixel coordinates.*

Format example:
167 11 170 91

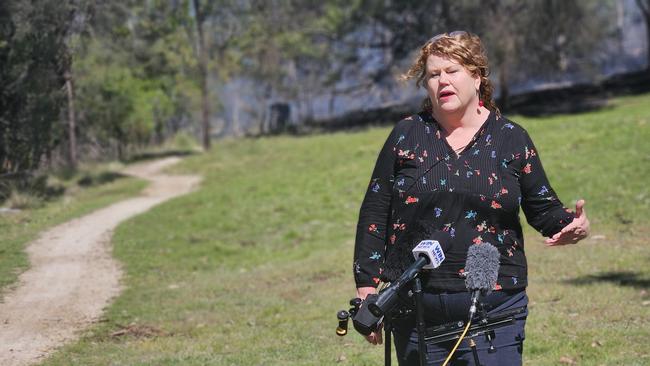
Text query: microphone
368 240 445 317
411 239 446 269
464 243 500 319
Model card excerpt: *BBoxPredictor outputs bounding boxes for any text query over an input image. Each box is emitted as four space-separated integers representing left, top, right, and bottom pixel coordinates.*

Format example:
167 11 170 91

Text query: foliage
1 0 207 173
0 0 71 173
234 0 364 125
471 0 615 109
74 40 175 158
170 131 201 152
0 0 632 173
4 190 45 210
35 92 650 365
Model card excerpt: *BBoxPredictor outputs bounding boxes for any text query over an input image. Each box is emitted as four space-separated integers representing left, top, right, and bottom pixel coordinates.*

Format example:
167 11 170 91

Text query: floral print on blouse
353 111 574 291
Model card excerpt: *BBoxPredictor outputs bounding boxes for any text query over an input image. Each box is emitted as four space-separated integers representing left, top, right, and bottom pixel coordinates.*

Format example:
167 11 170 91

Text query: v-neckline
439 112 492 159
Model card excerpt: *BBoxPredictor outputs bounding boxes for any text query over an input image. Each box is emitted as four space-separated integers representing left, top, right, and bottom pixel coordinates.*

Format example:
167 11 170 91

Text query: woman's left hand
545 199 590 246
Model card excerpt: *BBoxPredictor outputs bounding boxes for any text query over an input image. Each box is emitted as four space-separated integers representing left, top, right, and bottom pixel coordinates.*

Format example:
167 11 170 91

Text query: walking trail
0 157 201 366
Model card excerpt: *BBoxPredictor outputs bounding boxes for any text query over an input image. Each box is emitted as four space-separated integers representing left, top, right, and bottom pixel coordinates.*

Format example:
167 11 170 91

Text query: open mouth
439 90 455 99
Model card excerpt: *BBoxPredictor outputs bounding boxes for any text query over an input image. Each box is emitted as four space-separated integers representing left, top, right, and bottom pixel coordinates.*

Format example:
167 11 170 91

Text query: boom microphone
464 243 500 318
368 240 445 317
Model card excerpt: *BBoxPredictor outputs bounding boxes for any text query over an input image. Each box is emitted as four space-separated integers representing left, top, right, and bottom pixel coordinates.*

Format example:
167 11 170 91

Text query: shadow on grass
566 271 650 290
0 173 66 203
77 171 128 187
124 150 197 164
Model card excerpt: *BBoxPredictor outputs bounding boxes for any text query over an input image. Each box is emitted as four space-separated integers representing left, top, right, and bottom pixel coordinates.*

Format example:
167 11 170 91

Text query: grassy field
35 93 650 365
0 165 147 294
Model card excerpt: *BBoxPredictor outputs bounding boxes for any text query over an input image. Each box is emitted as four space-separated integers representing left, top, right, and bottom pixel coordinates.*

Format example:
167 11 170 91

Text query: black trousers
391 289 528 366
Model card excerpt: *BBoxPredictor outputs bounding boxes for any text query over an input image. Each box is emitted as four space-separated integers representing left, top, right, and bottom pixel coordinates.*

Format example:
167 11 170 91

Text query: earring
479 100 484 107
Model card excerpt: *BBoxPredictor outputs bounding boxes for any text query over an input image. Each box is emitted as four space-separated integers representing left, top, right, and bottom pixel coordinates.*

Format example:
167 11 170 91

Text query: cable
441 319 472 366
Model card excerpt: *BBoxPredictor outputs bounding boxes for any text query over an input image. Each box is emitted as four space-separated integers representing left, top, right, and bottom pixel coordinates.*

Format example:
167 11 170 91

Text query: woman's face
425 54 481 117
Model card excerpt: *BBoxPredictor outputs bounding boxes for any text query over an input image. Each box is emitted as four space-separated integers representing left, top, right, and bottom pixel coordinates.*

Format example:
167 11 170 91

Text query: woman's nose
438 72 450 84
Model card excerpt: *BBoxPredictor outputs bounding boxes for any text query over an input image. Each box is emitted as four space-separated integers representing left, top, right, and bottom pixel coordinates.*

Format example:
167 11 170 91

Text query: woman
353 31 590 365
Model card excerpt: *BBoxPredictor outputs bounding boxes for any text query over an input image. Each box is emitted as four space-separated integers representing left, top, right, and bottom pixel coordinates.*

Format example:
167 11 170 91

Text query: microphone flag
411 240 445 269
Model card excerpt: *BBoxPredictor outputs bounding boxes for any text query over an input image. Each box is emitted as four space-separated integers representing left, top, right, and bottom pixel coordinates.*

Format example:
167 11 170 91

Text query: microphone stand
379 277 428 366
467 290 483 366
367 256 430 366
384 316 392 366
413 277 428 366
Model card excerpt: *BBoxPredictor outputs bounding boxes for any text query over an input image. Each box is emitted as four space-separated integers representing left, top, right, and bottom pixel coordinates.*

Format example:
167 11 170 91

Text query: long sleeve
517 130 574 237
353 123 405 288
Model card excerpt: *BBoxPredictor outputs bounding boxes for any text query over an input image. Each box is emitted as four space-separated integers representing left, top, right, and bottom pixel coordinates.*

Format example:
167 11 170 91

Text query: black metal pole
385 316 392 366
413 277 428 366
469 338 482 366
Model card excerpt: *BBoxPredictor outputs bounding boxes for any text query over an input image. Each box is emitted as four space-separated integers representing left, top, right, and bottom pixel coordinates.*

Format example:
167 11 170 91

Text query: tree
472 0 614 111
0 0 71 174
235 0 363 133
192 0 211 150
71 1 191 159
61 0 94 169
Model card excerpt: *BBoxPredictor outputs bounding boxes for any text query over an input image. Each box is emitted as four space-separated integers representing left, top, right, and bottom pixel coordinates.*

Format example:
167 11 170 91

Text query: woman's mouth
439 91 455 100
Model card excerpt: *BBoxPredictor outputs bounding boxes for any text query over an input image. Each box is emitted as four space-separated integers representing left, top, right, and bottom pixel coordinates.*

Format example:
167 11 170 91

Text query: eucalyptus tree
0 0 72 175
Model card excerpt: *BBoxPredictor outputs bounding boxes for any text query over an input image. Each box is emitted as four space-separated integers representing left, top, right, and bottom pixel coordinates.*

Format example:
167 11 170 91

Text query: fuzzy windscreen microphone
464 243 500 294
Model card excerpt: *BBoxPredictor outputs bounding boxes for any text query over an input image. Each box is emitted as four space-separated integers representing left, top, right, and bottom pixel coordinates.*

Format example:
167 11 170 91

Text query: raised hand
545 199 590 246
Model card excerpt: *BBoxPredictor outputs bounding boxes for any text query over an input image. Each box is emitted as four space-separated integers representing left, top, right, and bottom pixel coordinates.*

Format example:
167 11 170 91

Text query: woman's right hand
356 286 383 345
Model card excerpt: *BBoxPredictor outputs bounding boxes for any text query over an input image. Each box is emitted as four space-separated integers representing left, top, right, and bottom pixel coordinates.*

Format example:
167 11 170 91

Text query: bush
0 173 65 207
171 131 200 152
5 189 44 210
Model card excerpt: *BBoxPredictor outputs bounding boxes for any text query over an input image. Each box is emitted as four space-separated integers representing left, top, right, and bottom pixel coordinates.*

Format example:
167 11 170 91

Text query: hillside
35 92 650 365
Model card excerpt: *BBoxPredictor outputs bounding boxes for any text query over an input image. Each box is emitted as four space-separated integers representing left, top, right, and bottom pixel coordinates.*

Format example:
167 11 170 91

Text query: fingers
545 237 557 245
546 227 575 245
546 222 589 246
546 236 573 246
545 237 564 245
546 231 578 246
364 330 383 345
554 220 577 238
575 199 586 218
375 323 383 344
548 200 589 246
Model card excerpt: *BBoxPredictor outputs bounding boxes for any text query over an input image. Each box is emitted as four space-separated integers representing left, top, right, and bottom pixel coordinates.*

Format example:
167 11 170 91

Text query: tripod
380 276 428 366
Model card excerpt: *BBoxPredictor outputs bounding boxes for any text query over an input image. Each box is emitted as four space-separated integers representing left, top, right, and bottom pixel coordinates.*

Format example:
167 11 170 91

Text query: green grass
0 165 147 295
41 93 650 365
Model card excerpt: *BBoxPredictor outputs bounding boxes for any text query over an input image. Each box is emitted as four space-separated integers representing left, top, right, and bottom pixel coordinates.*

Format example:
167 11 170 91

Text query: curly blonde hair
401 31 500 117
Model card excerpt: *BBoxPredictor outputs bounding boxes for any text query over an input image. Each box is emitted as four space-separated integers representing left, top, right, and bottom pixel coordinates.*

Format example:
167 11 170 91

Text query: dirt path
0 157 201 366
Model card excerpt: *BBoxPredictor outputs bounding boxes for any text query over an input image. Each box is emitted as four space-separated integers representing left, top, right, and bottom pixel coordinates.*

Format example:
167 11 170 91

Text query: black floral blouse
353 111 574 292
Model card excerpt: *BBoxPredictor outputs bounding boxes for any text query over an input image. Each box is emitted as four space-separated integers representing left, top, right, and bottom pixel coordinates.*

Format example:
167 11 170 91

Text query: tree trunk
64 70 77 169
193 0 211 150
